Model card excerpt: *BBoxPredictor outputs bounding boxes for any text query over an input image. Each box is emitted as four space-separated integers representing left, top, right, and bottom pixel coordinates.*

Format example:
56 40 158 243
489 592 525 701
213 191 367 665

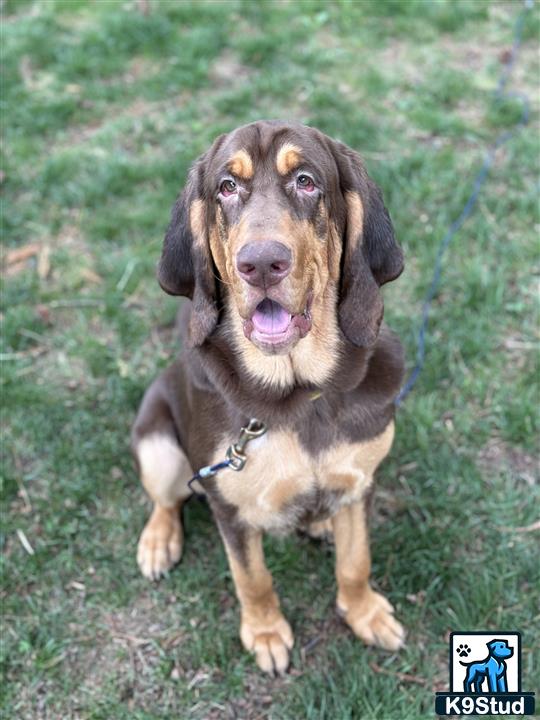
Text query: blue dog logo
459 639 514 693
435 631 536 715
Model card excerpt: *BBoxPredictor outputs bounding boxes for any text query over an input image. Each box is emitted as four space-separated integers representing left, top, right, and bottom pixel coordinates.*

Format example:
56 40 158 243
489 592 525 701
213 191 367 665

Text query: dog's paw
137 506 183 581
457 643 471 658
240 615 294 675
338 588 405 652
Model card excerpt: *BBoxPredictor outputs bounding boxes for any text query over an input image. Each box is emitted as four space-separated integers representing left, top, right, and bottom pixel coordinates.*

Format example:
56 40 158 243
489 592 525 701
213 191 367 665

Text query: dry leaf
67 580 86 591
80 267 103 284
6 242 41 265
35 304 52 324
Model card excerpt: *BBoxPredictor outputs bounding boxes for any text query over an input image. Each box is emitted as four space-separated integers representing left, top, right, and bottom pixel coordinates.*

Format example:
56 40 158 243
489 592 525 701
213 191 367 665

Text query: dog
132 120 405 674
461 640 514 693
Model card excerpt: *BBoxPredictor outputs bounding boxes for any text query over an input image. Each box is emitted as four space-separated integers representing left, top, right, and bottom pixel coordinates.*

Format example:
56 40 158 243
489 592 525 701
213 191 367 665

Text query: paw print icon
456 643 471 658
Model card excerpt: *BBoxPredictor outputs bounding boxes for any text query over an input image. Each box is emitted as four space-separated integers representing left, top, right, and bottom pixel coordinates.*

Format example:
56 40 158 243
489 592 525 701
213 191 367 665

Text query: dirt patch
58 96 160 148
478 438 538 487
378 39 425 85
438 26 539 112
72 596 294 719
209 49 253 89
57 87 192 151
76 600 181 704
438 36 499 75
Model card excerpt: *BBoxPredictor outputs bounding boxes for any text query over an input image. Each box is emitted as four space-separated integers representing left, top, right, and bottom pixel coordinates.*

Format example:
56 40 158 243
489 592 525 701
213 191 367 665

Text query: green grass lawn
2 1 539 718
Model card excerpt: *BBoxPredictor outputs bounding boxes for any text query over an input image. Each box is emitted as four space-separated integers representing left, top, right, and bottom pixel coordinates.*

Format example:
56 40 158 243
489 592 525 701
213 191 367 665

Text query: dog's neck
224 282 342 391
183 281 384 427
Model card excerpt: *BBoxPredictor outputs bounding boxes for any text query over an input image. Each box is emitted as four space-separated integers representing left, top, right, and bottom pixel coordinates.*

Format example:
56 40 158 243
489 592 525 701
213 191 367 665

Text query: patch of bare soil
478 438 538 487
59 95 168 148
209 48 253 89
9 593 187 719
378 39 425 85
74 600 182 710
57 48 253 153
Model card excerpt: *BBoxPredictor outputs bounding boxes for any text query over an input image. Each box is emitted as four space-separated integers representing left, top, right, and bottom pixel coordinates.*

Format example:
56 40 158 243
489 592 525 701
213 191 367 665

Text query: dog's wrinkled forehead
205 121 339 193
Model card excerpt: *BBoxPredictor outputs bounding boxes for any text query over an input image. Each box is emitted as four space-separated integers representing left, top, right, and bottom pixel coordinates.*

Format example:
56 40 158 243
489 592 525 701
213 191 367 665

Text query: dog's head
487 640 514 660
159 120 403 352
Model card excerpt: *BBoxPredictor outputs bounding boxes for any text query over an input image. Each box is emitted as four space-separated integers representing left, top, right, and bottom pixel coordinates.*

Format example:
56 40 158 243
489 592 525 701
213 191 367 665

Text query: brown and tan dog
132 120 405 674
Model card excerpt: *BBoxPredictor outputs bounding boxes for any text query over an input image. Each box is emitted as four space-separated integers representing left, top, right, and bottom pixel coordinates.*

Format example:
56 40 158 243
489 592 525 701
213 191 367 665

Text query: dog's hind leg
132 372 192 580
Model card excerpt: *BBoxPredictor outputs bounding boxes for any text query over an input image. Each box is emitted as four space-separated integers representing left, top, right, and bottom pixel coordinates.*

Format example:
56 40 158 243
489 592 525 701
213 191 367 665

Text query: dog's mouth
242 297 312 351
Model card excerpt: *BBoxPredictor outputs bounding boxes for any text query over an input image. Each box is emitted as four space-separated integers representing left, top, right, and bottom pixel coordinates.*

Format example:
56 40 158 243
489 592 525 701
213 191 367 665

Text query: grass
1 1 539 718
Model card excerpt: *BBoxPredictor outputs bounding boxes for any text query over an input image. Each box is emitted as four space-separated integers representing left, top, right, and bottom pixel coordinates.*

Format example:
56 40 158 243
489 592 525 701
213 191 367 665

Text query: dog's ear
158 154 218 346
330 141 404 347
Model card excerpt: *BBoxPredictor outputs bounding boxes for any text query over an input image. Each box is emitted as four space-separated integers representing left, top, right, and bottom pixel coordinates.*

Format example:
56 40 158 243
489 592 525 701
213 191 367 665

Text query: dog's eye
296 174 315 192
220 179 237 197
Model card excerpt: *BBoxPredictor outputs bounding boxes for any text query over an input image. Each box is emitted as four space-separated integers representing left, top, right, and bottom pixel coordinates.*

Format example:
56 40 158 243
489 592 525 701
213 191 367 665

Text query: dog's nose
236 241 292 288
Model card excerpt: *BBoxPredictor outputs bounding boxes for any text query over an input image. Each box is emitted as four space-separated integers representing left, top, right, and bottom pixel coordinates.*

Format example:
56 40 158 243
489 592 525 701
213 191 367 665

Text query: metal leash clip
225 418 267 471
188 418 267 497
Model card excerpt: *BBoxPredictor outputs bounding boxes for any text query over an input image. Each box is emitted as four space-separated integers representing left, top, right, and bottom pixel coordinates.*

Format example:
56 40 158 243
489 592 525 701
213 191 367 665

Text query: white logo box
450 632 520 693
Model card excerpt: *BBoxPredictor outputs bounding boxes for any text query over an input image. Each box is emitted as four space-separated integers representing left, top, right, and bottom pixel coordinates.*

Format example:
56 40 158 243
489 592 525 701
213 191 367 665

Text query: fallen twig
112 632 152 647
370 662 427 686
501 520 540 533
18 328 54 345
16 529 35 555
1 346 49 361
37 245 51 279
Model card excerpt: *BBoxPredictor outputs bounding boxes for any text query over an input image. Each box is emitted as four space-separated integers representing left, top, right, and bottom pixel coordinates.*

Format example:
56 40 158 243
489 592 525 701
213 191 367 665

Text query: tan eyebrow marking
276 143 302 175
345 191 364 250
227 149 253 179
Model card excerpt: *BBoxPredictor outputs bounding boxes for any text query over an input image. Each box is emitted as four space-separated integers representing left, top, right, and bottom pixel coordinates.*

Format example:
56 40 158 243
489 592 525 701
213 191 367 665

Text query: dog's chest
213 421 394 532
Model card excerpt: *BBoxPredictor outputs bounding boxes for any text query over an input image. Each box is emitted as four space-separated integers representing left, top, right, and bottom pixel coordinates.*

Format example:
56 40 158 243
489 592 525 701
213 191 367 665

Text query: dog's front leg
332 500 405 651
219 526 293 674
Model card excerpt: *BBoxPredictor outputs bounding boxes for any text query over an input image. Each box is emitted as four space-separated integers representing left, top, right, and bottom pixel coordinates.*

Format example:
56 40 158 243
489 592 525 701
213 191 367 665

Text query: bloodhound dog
132 120 405 674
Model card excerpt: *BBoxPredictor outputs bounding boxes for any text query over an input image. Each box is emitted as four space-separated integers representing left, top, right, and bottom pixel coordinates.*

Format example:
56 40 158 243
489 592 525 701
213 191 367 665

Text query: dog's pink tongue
252 299 291 334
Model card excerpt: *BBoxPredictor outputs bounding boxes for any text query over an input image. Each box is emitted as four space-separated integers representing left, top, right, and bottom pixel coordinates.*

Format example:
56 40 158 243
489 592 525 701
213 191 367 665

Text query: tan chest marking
213 421 394 532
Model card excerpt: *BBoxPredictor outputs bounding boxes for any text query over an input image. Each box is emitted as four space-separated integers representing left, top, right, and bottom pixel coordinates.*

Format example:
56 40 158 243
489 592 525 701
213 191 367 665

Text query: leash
187 418 267 496
394 0 533 406
187 391 321 495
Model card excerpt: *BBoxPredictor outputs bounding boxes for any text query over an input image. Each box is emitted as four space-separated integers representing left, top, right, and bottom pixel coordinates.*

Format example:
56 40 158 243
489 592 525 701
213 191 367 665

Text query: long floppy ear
158 154 218 346
332 142 403 347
